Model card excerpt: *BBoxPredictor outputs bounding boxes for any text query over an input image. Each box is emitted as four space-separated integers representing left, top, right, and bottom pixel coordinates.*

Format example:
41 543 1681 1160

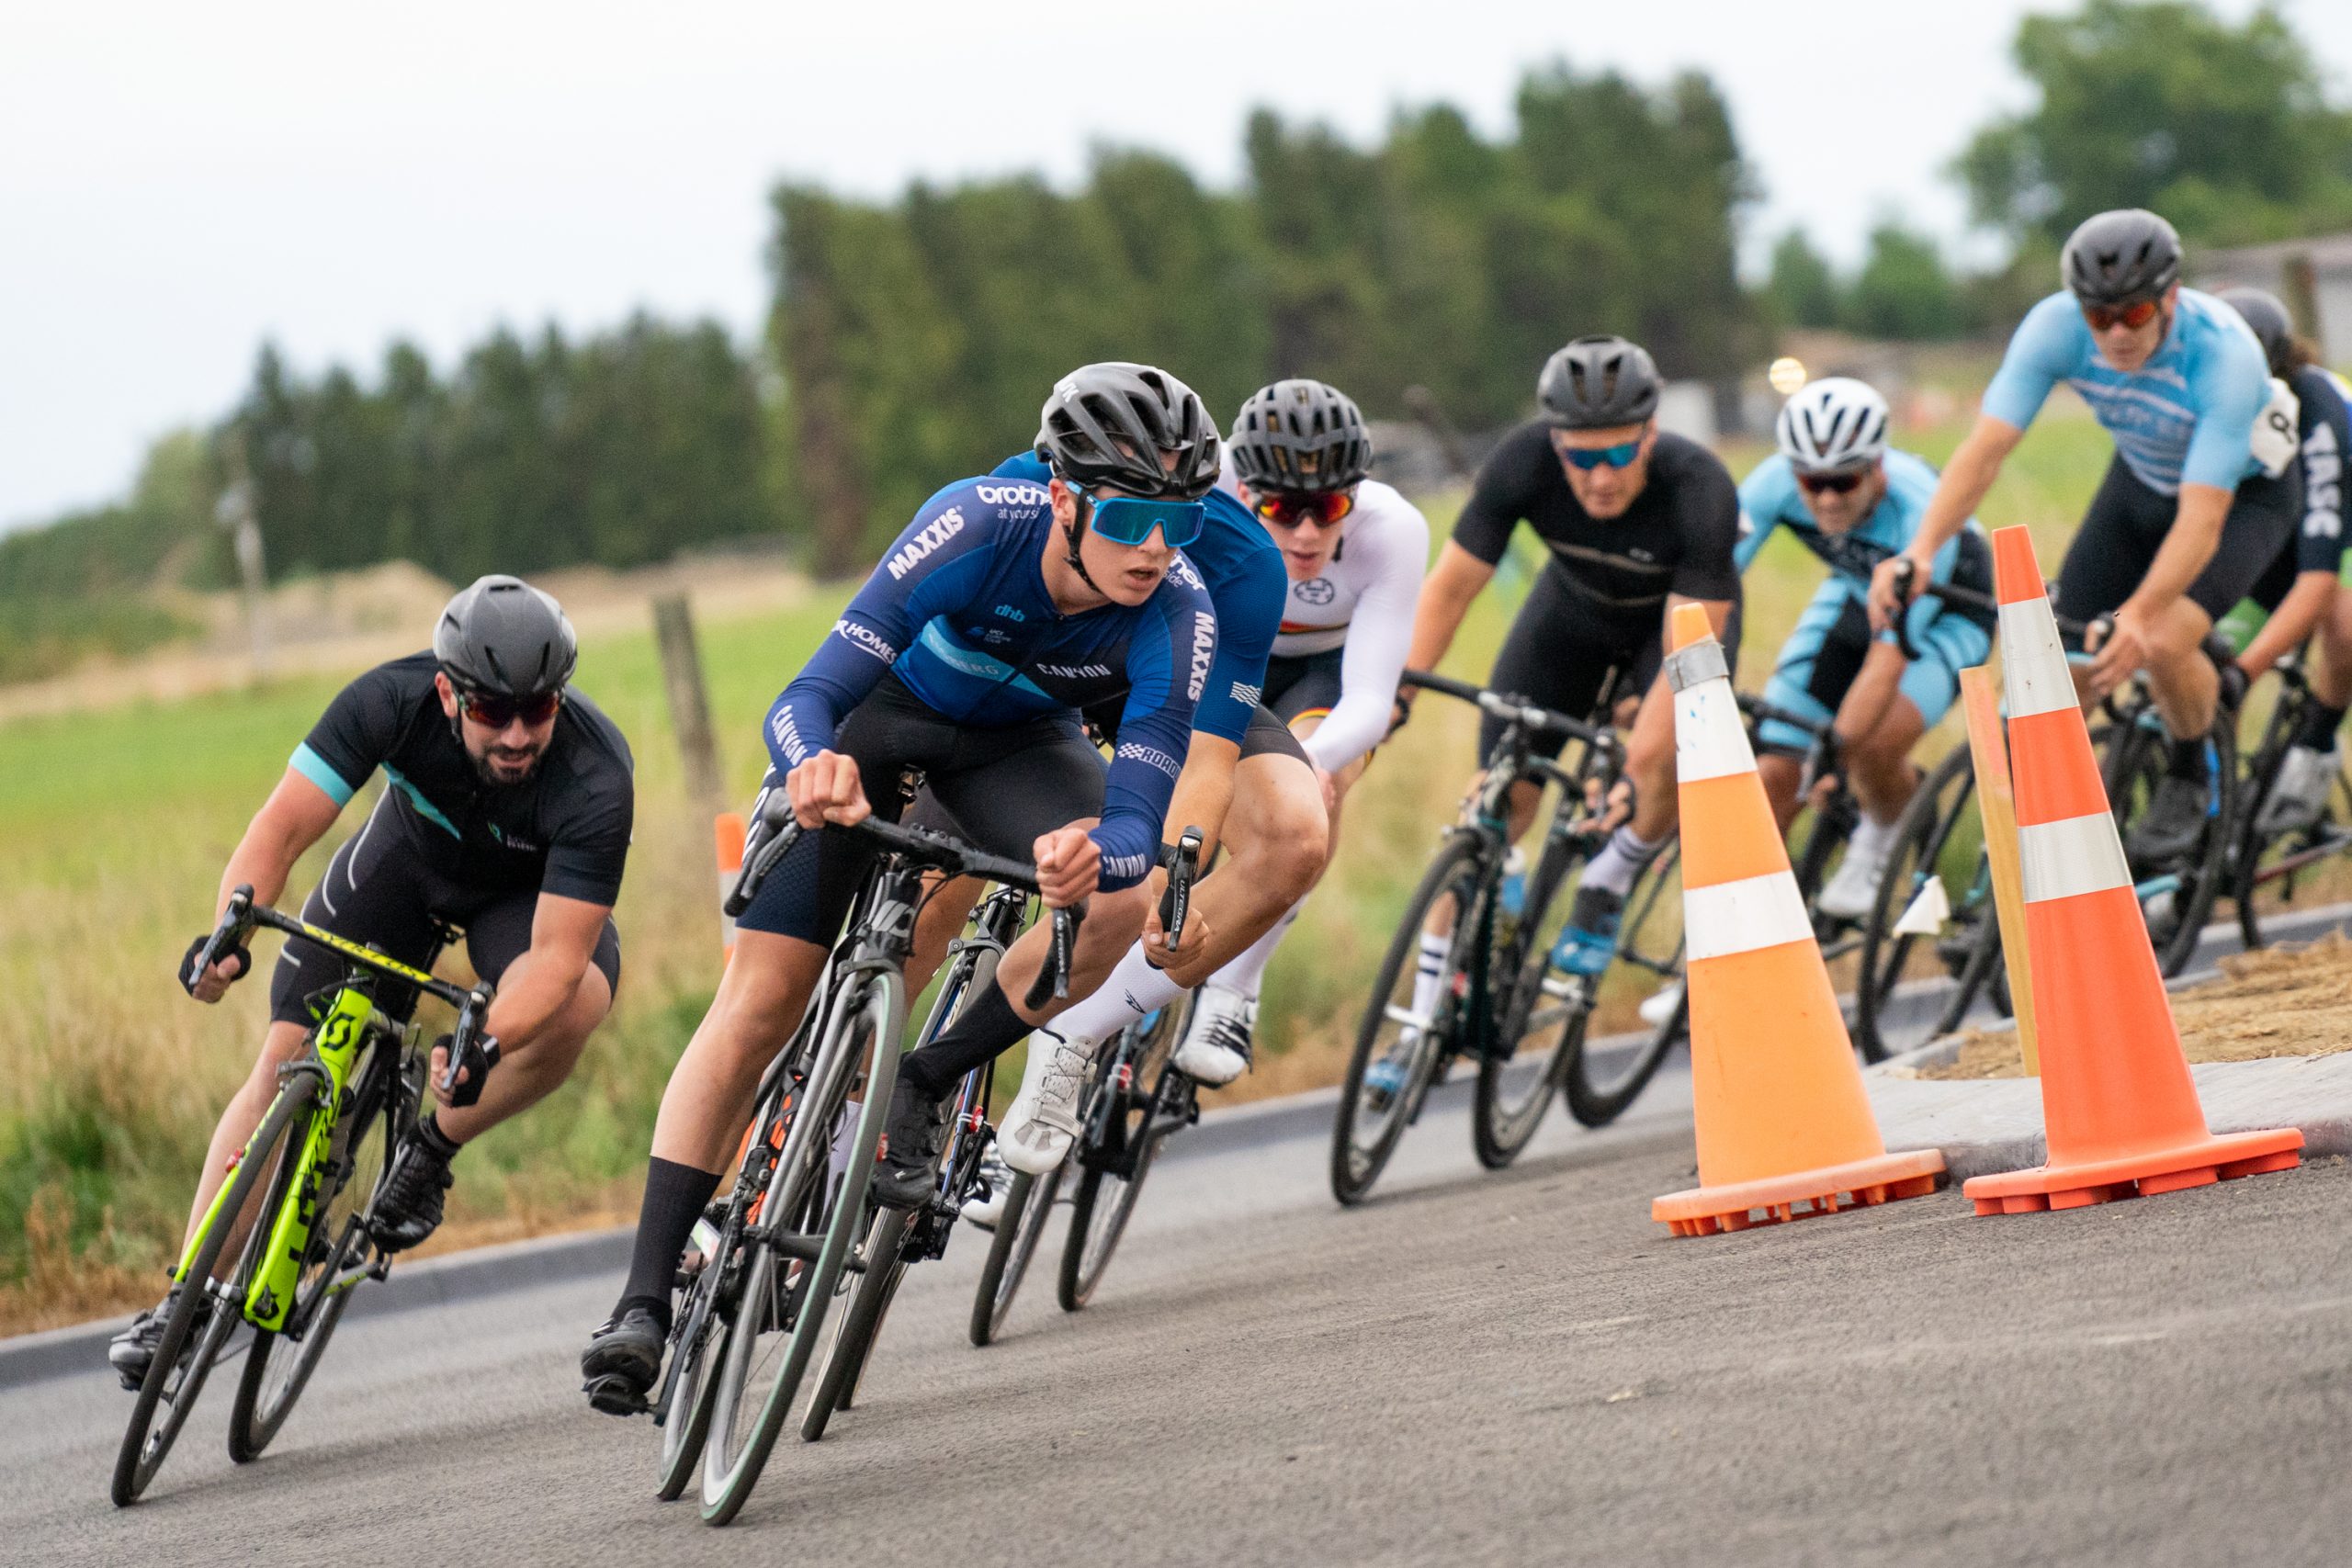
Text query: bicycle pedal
582 1374 651 1418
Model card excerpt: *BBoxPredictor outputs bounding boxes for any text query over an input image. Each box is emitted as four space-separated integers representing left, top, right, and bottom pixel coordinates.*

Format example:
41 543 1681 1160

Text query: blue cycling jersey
993 452 1283 745
1982 287 2271 495
1736 448 1989 593
763 476 1216 890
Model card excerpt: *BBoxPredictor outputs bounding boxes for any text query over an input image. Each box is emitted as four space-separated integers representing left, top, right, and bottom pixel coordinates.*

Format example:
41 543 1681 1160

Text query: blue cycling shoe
1550 886 1624 978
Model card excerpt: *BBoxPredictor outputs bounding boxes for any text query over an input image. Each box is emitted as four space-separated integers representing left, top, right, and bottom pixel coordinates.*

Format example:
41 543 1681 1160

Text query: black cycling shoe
581 1304 666 1416
872 1077 950 1210
2126 773 2211 868
368 1127 456 1253
107 1287 194 1391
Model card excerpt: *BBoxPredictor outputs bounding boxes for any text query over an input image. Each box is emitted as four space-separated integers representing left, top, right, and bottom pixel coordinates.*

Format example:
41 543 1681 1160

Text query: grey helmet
434 575 576 697
2217 286 2295 378
2061 209 2182 309
1035 362 1221 501
1229 378 1374 493
1538 336 1662 429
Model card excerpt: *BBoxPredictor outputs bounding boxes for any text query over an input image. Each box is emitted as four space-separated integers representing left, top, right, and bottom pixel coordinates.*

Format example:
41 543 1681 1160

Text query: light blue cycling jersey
1735 448 1989 594
1981 286 2271 495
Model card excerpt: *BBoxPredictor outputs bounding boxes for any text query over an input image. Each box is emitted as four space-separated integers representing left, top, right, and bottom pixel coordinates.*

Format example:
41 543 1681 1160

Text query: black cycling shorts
2054 454 2302 629
1081 694 1312 768
1479 566 1742 762
266 795 623 1028
741 674 1108 945
1262 649 1346 727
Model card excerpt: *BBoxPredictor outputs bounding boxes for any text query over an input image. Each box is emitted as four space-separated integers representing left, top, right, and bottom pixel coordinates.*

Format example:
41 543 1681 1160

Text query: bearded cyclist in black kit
1400 336 1739 1010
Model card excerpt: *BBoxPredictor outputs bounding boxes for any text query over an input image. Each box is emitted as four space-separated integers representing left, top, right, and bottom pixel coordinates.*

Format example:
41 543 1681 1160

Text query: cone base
1962 1128 2303 1216
1652 1149 1947 1237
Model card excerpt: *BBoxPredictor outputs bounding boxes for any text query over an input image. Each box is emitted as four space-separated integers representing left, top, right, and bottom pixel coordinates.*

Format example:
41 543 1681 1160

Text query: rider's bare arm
214 768 343 917
1871 415 2023 629
2123 482 2232 624
2236 570 2338 680
1407 542 1497 676
1162 731 1242 862
483 891 613 1043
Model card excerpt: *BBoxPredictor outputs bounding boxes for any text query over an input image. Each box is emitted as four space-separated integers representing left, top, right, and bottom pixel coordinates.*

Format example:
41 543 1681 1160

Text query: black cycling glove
180 933 251 996
435 1032 503 1110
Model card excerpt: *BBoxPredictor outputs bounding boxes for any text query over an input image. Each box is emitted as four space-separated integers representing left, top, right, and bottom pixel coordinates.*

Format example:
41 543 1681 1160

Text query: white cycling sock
1583 826 1668 897
1205 902 1302 1003
1036 942 1185 1053
1408 931 1450 1021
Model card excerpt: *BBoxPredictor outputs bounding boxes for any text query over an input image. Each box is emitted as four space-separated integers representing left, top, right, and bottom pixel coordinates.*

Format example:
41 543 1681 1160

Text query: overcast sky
6 0 2348 533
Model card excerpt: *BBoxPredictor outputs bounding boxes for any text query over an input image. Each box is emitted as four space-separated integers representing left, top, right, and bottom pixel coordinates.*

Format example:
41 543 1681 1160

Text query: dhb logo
993 604 1025 622
886 508 965 580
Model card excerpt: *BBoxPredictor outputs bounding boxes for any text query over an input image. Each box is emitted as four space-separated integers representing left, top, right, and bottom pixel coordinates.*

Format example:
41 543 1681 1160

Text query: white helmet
1775 377 1889 474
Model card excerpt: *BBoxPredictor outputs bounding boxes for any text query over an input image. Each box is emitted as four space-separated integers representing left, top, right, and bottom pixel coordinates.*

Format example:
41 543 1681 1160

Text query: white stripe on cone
2018 811 2132 903
1684 869 1814 961
1674 673 1754 783
1998 597 2077 719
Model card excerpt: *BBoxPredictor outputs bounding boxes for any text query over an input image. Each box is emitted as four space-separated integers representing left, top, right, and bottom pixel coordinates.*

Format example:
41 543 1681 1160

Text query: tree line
6 1 2349 679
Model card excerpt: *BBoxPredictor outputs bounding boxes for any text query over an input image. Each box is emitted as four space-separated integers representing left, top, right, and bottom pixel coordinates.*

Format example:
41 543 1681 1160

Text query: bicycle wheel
2102 711 2237 976
1330 831 1486 1205
700 975 902 1527
800 1205 910 1440
228 1038 399 1461
113 1075 318 1506
1854 746 1987 1062
654 1246 728 1501
968 1164 1063 1347
1561 840 1686 1125
1057 1000 1187 1312
1474 837 1580 1164
2234 725 2352 951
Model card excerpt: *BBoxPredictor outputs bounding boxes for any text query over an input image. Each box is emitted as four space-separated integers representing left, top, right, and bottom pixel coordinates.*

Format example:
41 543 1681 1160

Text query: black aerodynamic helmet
2061 209 2182 309
2217 286 2295 378
1538 335 1662 429
434 575 577 698
1035 362 1221 501
1229 378 1374 493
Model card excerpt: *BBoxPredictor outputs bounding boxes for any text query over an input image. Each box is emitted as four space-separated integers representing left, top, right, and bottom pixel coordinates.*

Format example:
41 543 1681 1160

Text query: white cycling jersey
1217 459 1428 773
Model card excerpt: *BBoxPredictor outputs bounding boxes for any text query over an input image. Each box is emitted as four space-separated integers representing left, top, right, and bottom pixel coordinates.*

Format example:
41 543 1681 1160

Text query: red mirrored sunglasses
2082 298 2161 333
1252 490 1354 528
458 688 563 728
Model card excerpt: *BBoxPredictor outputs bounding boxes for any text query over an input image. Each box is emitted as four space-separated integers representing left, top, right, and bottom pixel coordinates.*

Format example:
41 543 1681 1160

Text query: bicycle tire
2100 711 2236 976
655 1263 728 1501
968 1164 1062 1346
700 976 902 1527
800 1205 911 1440
1058 1129 1159 1312
1474 839 1579 1163
2232 705 2352 953
1853 745 1982 1063
1330 830 1485 1205
1560 840 1686 1125
113 1075 318 1506
228 1039 398 1461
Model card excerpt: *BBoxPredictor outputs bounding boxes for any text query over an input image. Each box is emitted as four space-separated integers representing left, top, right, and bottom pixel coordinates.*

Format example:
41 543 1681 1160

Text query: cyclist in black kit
111 577 634 1387
1403 335 1740 973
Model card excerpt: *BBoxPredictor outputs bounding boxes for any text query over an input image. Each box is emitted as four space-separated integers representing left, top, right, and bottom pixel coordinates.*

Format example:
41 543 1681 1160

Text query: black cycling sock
2166 736 2209 782
2297 700 2349 751
615 1157 720 1333
414 1114 461 1160
899 979 1027 1100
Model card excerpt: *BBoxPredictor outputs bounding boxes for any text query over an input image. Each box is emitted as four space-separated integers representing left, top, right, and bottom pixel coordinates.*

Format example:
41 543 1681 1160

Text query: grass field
0 410 2117 1331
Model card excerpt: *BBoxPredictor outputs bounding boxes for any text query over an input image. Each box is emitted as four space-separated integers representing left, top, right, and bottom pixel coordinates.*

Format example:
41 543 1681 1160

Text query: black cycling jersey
291 652 636 907
1452 422 1742 630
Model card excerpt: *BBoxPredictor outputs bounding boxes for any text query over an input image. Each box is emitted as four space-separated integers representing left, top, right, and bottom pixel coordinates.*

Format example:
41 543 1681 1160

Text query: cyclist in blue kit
1873 208 2304 864
1739 377 1995 920
580 363 1224 1409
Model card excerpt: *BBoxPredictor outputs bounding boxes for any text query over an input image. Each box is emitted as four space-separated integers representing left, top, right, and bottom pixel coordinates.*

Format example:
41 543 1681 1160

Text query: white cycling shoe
2258 743 2341 838
1636 981 1684 1029
1815 832 1895 922
1173 985 1255 1087
997 1032 1099 1176
960 1144 1014 1230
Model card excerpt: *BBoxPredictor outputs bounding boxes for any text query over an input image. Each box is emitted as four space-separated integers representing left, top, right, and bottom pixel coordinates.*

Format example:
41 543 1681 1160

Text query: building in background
2193 234 2352 366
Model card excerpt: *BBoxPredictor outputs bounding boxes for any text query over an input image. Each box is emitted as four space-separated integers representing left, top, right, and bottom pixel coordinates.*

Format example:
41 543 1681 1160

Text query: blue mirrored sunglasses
1087 494 1205 548
1556 439 1644 471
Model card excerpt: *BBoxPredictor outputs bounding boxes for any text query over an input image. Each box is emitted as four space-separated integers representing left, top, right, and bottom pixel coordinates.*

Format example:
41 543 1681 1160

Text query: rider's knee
1082 884 1150 951
1627 720 1674 782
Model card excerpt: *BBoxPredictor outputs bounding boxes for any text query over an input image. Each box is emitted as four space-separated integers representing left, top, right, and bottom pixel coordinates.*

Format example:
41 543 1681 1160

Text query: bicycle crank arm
765 1231 870 1273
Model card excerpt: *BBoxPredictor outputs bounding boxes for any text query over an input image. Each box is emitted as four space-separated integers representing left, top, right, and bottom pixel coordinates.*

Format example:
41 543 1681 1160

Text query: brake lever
439 987 501 1107
724 818 802 919
1158 828 1204 952
186 885 257 991
1023 901 1086 1011
1889 558 1922 661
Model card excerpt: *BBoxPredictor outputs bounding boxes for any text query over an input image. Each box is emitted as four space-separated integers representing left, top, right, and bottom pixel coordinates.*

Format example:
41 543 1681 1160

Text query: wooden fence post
651 592 725 818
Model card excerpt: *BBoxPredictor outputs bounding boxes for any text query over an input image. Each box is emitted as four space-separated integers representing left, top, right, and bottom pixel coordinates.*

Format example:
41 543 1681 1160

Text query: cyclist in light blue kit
1739 377 1994 920
1872 208 2303 865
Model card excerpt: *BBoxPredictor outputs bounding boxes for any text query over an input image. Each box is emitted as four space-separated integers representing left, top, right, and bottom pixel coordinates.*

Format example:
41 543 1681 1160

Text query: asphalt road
9 1054 2352 1568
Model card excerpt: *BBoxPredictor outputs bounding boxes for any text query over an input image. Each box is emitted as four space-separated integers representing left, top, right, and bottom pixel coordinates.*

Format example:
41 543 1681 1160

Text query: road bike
112 889 492 1506
971 830 1202 1343
644 798 1078 1526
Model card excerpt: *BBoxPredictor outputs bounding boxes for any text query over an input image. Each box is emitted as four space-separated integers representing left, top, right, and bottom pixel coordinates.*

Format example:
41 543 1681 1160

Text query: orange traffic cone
1961 526 2301 1214
1652 604 1945 1235
716 811 747 965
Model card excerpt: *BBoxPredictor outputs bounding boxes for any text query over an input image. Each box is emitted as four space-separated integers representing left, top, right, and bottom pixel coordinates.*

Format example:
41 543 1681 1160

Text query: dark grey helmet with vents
1229 378 1374 493
1537 336 1662 430
1035 362 1221 501
2061 209 2182 309
434 575 577 697
2217 287 2294 378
